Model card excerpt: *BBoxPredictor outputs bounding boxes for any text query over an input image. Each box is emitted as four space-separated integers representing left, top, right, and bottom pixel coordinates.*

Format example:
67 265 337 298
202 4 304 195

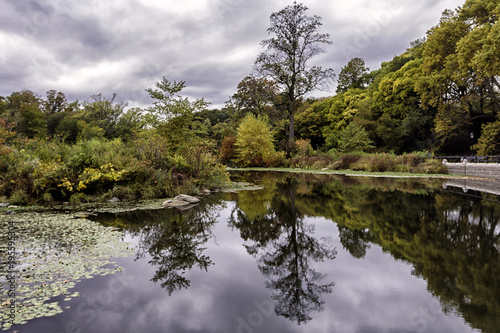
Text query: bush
333 153 363 170
295 139 314 157
263 151 287 167
351 153 397 172
10 189 29 205
182 145 229 188
277 139 297 157
219 136 237 164
134 132 171 170
413 159 448 174
0 129 231 204
291 154 333 169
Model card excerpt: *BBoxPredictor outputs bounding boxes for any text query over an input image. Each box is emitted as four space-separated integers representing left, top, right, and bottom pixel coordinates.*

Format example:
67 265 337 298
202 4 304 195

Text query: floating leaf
0 211 135 330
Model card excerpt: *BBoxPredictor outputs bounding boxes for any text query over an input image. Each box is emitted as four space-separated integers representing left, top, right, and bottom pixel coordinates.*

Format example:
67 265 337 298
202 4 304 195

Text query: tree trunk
486 77 500 113
289 113 295 143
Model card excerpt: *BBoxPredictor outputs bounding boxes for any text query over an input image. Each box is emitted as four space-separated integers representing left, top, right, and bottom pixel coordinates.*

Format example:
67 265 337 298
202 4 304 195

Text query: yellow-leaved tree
235 114 282 167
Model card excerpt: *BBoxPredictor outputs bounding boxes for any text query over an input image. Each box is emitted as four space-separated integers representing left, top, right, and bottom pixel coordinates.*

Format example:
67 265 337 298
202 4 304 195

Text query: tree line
0 0 498 204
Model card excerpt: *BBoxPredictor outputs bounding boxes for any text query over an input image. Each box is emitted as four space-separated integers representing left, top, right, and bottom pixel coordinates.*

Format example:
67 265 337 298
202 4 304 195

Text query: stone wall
444 161 500 180
442 178 500 196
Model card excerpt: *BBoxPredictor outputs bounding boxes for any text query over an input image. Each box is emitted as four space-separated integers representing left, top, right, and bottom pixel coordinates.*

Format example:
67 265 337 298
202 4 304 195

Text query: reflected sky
10 208 479 333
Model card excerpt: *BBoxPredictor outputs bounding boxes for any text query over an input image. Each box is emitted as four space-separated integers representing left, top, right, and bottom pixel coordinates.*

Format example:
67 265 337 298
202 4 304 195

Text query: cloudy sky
0 0 465 109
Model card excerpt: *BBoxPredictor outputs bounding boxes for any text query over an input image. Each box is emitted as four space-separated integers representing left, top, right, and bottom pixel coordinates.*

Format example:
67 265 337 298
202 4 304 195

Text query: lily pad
0 212 135 330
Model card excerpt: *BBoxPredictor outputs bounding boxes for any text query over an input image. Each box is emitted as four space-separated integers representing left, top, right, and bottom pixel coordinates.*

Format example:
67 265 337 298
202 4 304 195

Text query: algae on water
0 212 134 331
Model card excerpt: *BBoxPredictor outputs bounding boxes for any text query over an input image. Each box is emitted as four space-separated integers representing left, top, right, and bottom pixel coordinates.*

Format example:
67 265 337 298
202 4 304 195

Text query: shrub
354 153 397 172
33 160 74 200
69 193 91 205
10 189 29 205
42 192 54 204
263 151 287 168
219 135 236 164
277 139 297 157
337 153 363 169
413 159 448 174
295 139 314 157
77 163 125 193
134 132 171 170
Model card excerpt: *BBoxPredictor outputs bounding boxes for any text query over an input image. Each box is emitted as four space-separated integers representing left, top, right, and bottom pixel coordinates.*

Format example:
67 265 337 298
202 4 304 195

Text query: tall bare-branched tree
254 2 335 143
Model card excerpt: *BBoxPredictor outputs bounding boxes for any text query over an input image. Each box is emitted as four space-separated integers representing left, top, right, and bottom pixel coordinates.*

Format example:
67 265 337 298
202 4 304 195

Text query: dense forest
0 0 498 204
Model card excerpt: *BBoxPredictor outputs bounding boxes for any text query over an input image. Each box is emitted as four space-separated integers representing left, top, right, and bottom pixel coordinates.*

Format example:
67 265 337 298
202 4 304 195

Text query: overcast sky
0 0 465 109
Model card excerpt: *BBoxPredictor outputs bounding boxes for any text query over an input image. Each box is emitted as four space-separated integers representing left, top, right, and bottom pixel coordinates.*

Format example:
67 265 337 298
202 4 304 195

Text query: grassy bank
226 149 456 179
228 167 463 179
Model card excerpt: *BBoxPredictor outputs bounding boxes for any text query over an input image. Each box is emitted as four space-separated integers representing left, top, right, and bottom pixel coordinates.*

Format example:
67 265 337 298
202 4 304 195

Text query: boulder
108 197 121 203
161 199 191 208
173 194 200 203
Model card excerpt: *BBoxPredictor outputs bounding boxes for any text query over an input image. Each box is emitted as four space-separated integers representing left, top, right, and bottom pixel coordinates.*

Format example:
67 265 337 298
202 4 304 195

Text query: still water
2 172 500 332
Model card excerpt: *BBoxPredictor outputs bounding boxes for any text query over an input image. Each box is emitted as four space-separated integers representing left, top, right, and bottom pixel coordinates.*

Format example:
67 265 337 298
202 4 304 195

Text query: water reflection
230 172 500 332
229 177 337 324
97 196 225 295
91 172 500 332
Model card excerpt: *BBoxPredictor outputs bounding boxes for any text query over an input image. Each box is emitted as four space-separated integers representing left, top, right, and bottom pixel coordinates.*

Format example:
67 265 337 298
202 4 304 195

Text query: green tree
235 114 276 167
228 75 281 124
254 2 335 143
78 93 127 139
146 77 209 150
4 90 47 138
337 122 374 152
416 5 499 153
114 107 145 141
55 116 80 142
336 57 370 94
473 120 500 155
370 58 434 153
320 89 370 150
295 98 331 148
43 90 68 115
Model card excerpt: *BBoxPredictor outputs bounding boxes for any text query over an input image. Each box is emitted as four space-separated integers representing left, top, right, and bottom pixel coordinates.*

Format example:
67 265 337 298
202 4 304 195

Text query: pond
1 171 499 333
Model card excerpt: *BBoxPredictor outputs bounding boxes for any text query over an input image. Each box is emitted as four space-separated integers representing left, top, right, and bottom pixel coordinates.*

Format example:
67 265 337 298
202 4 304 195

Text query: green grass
227 167 468 179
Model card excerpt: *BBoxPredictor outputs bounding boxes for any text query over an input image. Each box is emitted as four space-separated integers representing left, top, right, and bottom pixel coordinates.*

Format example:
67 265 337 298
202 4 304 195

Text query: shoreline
227 167 490 181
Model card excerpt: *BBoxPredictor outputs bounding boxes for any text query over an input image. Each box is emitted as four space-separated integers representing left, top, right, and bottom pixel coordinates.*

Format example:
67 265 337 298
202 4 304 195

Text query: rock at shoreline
161 199 191 208
162 194 200 208
173 194 200 203
108 197 121 203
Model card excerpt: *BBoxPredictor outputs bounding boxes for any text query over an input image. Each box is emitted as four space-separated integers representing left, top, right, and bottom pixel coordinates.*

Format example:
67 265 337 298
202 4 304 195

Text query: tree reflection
230 171 500 332
338 226 373 259
229 177 336 324
147 211 214 295
97 197 224 295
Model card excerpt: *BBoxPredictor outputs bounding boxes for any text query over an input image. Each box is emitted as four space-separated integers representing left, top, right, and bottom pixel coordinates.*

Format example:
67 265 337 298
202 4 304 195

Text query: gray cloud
0 0 465 109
